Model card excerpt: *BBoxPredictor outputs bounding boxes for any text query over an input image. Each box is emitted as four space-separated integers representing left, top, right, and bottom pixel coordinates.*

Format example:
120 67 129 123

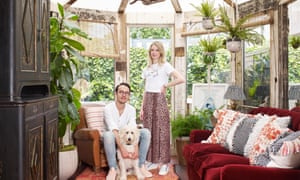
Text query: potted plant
191 0 219 30
216 6 264 53
199 36 224 65
171 109 213 165
50 3 89 179
289 35 300 49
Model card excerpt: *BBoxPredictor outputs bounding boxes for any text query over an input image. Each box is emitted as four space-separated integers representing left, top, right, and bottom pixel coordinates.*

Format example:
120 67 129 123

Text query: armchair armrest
190 129 212 143
74 128 101 170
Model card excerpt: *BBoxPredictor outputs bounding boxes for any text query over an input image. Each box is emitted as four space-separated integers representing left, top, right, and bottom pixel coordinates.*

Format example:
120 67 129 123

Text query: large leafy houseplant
216 6 264 52
50 3 89 150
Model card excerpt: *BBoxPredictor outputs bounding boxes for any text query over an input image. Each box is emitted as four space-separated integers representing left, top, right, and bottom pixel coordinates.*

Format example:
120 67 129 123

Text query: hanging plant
199 36 224 64
290 35 300 49
191 0 219 30
216 6 264 52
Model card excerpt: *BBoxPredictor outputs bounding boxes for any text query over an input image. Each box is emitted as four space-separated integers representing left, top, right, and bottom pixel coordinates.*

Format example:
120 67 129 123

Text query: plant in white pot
199 36 224 83
199 36 224 64
191 0 219 30
50 3 89 180
216 6 264 53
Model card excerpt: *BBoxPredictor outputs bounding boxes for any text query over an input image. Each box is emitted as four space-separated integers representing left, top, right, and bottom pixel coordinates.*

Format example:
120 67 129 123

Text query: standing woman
140 41 185 175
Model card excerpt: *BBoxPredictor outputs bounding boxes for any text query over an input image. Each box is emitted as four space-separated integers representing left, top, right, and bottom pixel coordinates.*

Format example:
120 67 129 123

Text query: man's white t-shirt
104 102 136 131
141 62 174 93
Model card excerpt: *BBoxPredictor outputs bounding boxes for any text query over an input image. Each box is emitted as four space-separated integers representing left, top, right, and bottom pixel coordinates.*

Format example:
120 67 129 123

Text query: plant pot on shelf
59 146 78 180
202 17 214 30
226 39 241 53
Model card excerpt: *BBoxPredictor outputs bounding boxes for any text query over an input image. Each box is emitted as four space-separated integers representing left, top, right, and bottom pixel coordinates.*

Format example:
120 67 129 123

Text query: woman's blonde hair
147 41 166 66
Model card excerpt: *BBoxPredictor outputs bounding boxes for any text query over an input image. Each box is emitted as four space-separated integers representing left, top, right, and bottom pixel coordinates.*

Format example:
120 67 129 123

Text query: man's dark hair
115 82 131 93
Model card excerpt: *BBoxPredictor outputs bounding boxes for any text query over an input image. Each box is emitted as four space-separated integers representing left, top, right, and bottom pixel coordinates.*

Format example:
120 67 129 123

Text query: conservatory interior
0 0 300 179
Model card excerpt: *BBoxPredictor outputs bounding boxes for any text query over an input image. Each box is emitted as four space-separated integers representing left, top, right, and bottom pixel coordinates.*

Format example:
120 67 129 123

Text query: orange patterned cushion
204 109 249 145
248 115 291 165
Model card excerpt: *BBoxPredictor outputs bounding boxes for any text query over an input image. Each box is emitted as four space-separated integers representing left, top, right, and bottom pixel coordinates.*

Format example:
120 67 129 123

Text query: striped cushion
83 105 106 135
225 116 258 155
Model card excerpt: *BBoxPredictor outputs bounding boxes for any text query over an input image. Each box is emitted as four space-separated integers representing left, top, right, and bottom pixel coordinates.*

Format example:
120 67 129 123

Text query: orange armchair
73 103 108 172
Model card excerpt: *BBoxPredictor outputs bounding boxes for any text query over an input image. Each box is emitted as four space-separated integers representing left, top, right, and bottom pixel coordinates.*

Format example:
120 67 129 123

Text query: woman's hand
161 84 167 95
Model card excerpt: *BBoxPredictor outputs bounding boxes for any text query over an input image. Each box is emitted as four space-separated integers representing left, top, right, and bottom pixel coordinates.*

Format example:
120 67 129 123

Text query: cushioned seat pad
194 153 249 179
183 143 231 164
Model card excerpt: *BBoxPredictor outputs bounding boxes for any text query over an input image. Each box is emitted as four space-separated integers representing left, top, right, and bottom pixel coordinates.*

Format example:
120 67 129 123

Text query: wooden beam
118 0 129 14
181 16 272 37
279 0 297 5
171 0 182 13
224 0 236 7
64 0 77 9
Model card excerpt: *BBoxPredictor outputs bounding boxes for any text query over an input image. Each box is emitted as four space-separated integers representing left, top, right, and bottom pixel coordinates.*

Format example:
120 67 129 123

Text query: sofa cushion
83 104 106 135
248 115 291 166
194 153 249 179
249 107 300 131
225 116 258 155
204 109 251 145
183 143 231 164
267 130 300 168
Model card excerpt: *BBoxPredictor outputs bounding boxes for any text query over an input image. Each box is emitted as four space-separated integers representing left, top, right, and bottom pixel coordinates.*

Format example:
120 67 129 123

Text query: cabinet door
25 102 44 180
44 97 58 180
37 0 49 74
25 116 44 180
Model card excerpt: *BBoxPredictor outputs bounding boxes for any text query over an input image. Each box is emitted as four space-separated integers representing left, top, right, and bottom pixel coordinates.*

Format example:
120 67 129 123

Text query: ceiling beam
64 0 77 9
279 0 297 5
224 0 236 7
171 0 182 13
119 0 129 13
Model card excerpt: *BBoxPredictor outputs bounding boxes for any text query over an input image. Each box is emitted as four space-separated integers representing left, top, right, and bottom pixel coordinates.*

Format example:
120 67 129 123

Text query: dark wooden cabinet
0 0 57 179
0 96 58 180
0 0 50 100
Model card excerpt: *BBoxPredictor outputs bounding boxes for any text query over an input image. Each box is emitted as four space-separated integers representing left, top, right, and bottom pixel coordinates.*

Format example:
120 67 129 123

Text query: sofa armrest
74 128 101 169
190 129 212 143
221 164 300 180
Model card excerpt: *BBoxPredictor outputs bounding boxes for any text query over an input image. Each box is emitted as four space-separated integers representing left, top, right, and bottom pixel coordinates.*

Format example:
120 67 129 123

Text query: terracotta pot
175 137 190 166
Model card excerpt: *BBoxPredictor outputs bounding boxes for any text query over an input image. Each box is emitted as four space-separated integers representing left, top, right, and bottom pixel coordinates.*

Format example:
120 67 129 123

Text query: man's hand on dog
120 147 138 159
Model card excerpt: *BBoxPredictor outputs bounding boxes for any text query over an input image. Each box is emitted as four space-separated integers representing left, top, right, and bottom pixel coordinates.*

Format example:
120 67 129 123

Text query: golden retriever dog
117 125 144 180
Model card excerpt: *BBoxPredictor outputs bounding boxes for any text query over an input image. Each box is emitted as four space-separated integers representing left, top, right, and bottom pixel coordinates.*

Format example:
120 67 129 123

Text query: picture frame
192 83 228 111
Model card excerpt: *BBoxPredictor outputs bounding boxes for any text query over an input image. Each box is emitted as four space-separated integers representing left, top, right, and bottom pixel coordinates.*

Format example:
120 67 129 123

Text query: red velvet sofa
183 107 300 180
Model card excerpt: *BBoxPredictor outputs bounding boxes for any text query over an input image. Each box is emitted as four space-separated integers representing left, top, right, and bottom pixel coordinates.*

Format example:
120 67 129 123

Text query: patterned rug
75 164 179 180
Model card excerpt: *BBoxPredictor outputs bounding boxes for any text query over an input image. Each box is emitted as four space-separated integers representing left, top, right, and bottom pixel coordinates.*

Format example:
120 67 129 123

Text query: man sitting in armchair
103 82 153 180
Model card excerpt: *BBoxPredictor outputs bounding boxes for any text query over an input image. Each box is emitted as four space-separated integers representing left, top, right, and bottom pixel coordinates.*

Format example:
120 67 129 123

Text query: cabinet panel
0 0 50 100
25 116 44 180
0 96 58 180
